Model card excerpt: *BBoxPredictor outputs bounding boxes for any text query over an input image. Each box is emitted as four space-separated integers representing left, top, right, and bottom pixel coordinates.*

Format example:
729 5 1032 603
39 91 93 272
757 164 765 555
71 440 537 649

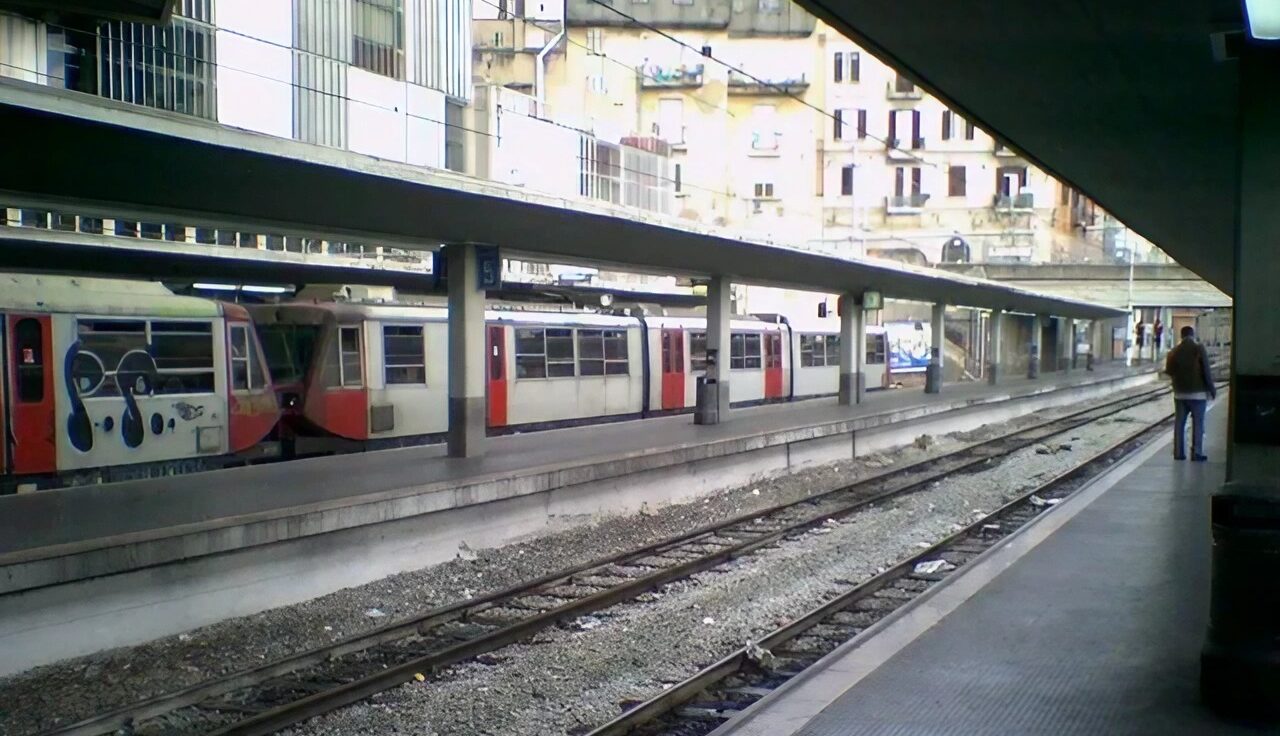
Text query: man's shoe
1174 454 1187 461
1193 454 1209 462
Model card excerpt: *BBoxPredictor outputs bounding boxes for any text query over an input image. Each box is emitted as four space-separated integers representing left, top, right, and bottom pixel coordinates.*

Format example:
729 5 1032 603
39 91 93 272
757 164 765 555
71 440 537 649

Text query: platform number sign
476 245 501 290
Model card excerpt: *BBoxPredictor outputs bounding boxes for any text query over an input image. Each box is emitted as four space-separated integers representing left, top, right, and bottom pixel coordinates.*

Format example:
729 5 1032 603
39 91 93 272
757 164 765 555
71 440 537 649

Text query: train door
661 328 684 410
764 332 784 399
6 315 55 475
487 325 507 427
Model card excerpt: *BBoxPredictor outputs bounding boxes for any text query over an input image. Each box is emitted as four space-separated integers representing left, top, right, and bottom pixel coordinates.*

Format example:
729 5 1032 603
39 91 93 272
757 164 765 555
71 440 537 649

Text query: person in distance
1163 325 1216 461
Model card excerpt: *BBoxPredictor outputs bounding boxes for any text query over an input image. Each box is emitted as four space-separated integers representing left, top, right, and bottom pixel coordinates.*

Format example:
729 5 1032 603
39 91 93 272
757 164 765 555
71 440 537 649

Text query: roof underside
0 81 1121 319
798 0 1241 294
0 0 173 24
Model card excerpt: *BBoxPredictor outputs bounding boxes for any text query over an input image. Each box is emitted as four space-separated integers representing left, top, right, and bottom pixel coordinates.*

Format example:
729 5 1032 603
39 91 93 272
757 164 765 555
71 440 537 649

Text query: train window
866 333 888 365
578 329 629 376
826 334 841 365
800 334 826 367
152 321 215 394
545 328 575 377
339 326 363 387
258 324 319 384
515 327 575 379
383 325 426 384
13 318 44 402
689 331 708 372
731 333 763 370
231 325 252 391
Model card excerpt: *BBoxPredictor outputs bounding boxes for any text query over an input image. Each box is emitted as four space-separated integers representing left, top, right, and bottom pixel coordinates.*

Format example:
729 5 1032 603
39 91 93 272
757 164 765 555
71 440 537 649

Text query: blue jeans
1174 399 1207 458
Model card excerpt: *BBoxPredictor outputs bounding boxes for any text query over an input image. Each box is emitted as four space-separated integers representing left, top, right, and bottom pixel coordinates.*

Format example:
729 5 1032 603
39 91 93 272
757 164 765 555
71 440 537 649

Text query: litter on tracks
913 560 957 575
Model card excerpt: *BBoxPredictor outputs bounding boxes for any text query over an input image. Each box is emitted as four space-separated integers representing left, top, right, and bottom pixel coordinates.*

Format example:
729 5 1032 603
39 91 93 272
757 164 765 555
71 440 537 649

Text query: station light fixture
1245 0 1280 39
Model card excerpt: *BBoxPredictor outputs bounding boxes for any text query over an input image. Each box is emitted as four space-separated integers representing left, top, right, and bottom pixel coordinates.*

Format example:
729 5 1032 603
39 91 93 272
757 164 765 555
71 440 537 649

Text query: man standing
1164 325 1217 461
1153 319 1165 359
1135 319 1146 362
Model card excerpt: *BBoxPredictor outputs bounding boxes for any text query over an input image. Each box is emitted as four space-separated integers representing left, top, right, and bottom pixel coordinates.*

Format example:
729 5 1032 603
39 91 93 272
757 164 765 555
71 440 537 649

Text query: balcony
886 78 924 100
728 70 809 96
993 143 1019 157
885 139 916 161
886 193 929 214
993 192 1035 212
639 63 705 89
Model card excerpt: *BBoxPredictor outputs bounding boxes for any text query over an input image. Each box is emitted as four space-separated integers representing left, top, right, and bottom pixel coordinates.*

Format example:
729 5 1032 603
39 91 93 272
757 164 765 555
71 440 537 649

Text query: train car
645 316 792 412
786 316 891 398
252 302 648 452
1 274 279 492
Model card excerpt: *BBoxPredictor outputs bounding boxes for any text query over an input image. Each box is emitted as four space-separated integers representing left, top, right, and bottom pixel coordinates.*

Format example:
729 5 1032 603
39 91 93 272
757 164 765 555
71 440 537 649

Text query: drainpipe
535 7 566 118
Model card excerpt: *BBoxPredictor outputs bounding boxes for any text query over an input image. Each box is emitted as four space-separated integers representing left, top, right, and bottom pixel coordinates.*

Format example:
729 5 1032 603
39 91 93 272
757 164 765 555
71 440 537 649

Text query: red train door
661 328 685 410
487 325 508 427
764 332 784 399
7 314 56 475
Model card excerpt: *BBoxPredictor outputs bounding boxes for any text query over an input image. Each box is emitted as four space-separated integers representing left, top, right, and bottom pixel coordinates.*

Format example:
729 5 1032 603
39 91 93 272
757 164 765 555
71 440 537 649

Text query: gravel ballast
284 398 1169 736
0 388 1160 736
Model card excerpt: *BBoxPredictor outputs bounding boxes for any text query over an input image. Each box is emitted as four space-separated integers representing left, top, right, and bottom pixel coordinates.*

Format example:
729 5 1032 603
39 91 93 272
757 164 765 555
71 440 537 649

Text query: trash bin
694 376 719 425
1201 484 1280 718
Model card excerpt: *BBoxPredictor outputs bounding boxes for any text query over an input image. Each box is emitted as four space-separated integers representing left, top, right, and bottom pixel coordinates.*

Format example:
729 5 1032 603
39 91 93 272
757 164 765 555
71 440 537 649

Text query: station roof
0 0 173 24
798 0 1241 294
0 80 1123 320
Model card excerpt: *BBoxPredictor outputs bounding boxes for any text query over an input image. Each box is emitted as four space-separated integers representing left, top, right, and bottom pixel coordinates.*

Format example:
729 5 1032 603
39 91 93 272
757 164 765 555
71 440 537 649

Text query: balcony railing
886 193 929 214
639 63 705 89
993 193 1035 211
886 78 924 100
728 70 809 95
885 140 915 160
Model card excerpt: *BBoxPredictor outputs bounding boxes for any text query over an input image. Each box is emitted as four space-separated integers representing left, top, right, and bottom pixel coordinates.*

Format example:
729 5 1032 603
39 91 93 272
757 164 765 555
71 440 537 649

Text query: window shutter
841 165 854 196
833 52 843 82
949 165 966 196
833 109 843 140
965 120 976 140
894 167 905 197
888 111 897 144
850 52 860 82
911 109 921 147
857 109 867 138
911 167 922 195
942 110 952 140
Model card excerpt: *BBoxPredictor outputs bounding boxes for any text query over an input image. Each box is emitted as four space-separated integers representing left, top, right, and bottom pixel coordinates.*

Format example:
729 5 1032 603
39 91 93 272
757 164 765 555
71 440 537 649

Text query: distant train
249 302 890 455
2 275 891 491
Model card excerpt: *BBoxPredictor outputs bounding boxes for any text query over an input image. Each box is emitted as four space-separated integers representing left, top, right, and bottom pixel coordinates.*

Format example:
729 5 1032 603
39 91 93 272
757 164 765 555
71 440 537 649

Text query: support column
1028 314 1043 379
1087 320 1099 371
1061 317 1075 372
1202 44 1280 720
988 309 1004 385
695 276 731 424
838 294 866 405
446 244 486 458
925 302 944 394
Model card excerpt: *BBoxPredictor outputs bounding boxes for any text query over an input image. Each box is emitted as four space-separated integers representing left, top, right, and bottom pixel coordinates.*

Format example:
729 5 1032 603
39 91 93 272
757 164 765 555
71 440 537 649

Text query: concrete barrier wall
0 370 1156 675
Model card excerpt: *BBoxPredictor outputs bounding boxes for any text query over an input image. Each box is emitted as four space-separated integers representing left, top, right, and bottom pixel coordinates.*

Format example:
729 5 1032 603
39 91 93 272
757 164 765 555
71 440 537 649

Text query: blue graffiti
63 343 162 451
63 341 95 452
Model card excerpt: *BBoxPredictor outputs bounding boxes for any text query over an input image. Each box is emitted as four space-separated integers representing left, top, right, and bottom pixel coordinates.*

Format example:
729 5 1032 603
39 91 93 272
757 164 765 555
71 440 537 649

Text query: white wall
214 0 294 138
491 103 582 197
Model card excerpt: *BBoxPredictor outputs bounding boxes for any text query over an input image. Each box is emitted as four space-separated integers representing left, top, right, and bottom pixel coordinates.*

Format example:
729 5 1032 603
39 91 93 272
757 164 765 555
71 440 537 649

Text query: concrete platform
0 364 1154 675
713 392 1253 736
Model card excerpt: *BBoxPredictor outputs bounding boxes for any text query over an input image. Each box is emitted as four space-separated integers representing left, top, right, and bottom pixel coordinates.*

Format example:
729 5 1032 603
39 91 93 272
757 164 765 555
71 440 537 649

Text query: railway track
37 385 1171 736
584 409 1173 736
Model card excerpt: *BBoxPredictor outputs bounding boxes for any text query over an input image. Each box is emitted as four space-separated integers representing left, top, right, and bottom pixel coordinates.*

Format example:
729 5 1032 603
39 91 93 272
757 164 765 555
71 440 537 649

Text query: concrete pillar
1028 314 1043 379
695 276 732 424
837 294 866 405
925 302 944 394
446 244 486 458
1202 44 1280 719
1060 317 1074 372
988 309 1004 385
1087 320 1099 371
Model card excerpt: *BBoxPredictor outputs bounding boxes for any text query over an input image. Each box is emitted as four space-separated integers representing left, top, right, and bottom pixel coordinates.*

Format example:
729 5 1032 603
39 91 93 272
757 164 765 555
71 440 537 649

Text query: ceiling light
1246 0 1280 39
242 285 291 294
193 282 237 291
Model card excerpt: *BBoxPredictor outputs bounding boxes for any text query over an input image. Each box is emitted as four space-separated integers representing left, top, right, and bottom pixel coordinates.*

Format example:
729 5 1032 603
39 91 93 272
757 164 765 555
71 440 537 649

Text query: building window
833 52 843 82
997 165 1029 196
894 167 923 197
849 52 860 82
942 110 954 141
894 75 915 94
98 15 216 119
965 120 976 140
750 104 778 151
840 165 855 196
586 27 605 54
658 98 684 144
758 0 781 12
867 333 887 365
833 109 844 141
383 325 426 384
515 327 575 378
730 332 763 370
673 0 694 5
13 318 44 403
800 334 841 367
577 329 630 375
857 109 868 139
352 0 405 79
338 326 363 387
833 51 860 83
690 331 708 372
754 182 775 198
948 165 966 197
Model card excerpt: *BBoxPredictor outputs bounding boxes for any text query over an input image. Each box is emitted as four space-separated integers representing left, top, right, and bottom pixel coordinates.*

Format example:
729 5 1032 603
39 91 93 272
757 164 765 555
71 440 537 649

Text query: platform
715 393 1246 736
0 363 1155 676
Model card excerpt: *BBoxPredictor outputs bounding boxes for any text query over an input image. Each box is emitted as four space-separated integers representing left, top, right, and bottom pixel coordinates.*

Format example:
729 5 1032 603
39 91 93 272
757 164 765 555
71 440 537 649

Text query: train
1 275 891 491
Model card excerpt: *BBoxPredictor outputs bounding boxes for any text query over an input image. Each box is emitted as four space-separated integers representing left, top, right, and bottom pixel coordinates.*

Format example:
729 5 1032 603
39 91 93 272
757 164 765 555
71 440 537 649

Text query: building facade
472 0 1162 269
